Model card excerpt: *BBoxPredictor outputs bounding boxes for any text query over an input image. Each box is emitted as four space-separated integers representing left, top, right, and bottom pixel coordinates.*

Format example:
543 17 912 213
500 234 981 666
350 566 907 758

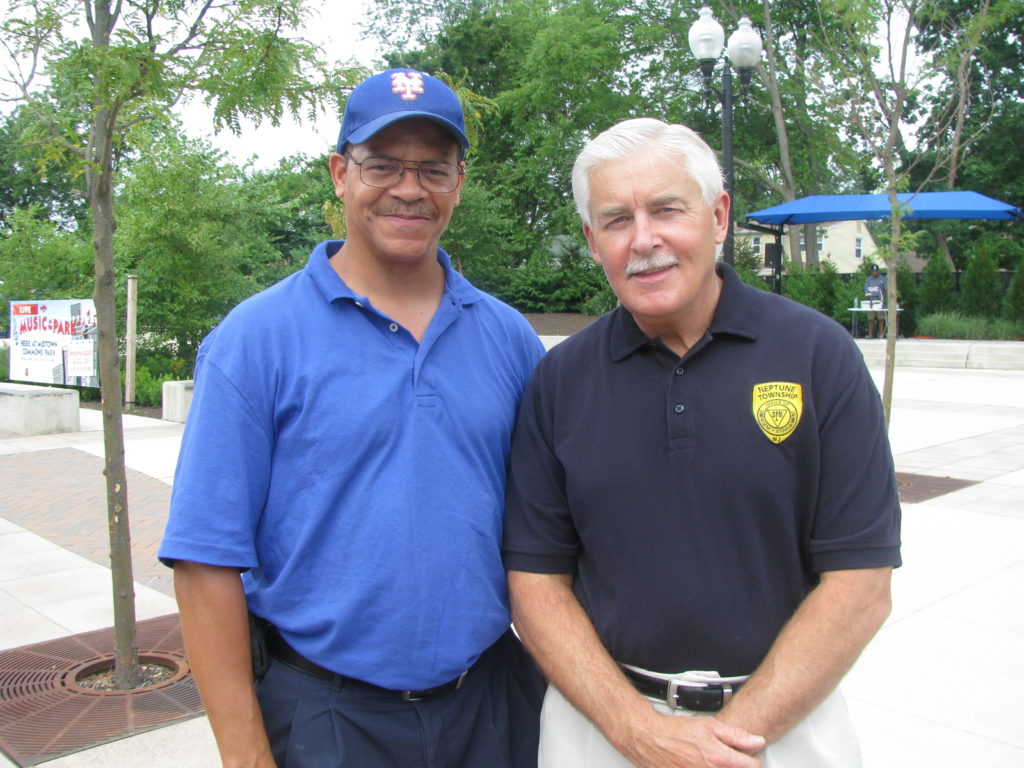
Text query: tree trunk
760 0 801 268
787 228 802 269
882 189 902 430
803 223 819 266
87 104 141 690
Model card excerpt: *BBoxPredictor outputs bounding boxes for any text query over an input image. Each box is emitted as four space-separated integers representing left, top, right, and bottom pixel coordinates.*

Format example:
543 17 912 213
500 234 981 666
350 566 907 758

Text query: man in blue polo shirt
160 70 545 767
504 118 901 768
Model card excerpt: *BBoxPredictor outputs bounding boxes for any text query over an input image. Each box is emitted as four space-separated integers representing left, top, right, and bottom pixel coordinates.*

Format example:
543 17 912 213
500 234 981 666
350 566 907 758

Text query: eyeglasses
345 153 463 193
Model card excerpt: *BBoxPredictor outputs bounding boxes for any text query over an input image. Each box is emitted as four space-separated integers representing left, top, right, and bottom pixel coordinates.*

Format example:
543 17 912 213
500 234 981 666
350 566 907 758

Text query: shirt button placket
668 361 689 446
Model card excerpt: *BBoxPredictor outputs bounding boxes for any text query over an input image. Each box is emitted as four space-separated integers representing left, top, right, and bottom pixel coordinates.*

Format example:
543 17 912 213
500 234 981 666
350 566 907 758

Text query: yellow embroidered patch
752 382 803 444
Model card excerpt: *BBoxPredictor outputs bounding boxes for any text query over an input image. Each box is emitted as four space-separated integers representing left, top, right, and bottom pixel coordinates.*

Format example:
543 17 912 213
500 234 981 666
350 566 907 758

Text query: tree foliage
115 135 274 367
918 251 957 316
3 0 1020 329
0 205 93 335
1003 252 1024 324
0 108 89 231
960 245 1004 318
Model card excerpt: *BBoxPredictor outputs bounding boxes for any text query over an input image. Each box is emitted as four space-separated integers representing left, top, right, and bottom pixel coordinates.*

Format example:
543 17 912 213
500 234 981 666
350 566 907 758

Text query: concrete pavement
1 342 1023 767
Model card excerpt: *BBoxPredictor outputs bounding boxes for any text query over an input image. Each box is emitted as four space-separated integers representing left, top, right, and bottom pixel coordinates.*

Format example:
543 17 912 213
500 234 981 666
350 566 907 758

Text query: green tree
238 154 337 289
441 182 524 296
815 260 849 325
912 0 1024 268
503 235 605 312
0 206 93 299
0 108 89 231
919 251 958 315
383 0 632 310
960 246 1003 318
811 0 1003 424
115 135 271 368
2 0 361 688
781 262 819 311
1002 253 1024 324
732 237 771 292
894 257 919 336
782 261 850 325
0 206 93 336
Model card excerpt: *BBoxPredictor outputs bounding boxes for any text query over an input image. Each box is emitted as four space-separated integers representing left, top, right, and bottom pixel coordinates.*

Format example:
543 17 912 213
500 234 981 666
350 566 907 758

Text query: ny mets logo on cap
752 382 803 444
391 71 425 101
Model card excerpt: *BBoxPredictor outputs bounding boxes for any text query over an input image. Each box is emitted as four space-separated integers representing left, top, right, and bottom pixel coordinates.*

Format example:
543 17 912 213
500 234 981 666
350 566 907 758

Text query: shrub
814 260 847 323
918 252 957 316
894 258 919 337
732 239 771 292
1002 253 1024 323
781 263 819 311
120 354 186 407
783 261 854 326
580 283 618 316
917 312 1024 340
132 367 172 407
960 248 1003 318
502 242 606 313
991 319 1024 340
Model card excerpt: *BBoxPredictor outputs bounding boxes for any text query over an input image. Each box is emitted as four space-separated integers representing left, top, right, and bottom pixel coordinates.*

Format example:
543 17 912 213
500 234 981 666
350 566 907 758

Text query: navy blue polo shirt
503 263 901 677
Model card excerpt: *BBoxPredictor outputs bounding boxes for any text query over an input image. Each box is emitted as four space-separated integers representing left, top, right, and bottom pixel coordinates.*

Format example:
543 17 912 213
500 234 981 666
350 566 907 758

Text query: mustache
375 205 437 219
625 251 680 277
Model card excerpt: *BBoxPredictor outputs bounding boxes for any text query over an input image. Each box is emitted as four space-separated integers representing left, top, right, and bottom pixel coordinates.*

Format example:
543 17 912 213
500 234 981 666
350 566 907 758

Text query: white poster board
9 299 99 386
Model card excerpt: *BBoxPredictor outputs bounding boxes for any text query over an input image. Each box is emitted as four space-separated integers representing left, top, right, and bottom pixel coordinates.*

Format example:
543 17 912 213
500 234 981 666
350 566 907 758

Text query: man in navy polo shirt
504 118 901 768
160 70 545 767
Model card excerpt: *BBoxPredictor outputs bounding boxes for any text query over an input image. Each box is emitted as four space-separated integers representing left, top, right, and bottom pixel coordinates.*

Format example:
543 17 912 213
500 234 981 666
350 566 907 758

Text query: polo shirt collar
306 240 487 307
609 261 761 362
708 261 761 341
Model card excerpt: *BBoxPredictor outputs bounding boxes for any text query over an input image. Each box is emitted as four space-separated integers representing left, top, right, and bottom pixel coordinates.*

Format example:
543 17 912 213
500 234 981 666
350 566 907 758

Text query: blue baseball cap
337 69 470 154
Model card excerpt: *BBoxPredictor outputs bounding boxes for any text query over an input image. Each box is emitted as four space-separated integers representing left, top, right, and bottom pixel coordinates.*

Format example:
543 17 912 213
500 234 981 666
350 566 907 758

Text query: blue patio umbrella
746 191 1022 225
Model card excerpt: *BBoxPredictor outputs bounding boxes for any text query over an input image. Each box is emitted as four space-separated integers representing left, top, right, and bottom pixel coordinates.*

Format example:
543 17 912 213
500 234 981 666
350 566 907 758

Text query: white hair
571 118 725 227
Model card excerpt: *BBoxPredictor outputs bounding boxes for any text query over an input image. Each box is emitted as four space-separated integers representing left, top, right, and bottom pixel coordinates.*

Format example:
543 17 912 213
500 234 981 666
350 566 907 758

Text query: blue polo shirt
160 241 545 689
503 263 901 677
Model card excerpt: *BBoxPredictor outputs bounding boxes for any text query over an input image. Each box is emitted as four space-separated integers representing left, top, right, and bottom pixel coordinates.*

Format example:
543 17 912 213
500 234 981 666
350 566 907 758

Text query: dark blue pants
256 631 544 767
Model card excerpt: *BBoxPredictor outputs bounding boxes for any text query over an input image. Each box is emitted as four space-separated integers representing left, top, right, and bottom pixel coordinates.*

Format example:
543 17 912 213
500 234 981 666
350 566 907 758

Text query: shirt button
675 367 685 375
674 404 685 413
388 322 399 333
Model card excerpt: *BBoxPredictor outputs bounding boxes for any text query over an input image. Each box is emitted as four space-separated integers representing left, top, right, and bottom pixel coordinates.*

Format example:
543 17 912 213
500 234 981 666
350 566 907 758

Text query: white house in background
737 220 882 274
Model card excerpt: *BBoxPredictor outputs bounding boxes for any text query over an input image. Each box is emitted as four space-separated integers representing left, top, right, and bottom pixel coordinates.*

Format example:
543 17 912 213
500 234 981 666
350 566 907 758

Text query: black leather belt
265 624 474 701
621 666 744 712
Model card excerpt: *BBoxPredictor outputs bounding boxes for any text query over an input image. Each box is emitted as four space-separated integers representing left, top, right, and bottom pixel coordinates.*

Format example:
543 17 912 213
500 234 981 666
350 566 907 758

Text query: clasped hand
618 709 765 768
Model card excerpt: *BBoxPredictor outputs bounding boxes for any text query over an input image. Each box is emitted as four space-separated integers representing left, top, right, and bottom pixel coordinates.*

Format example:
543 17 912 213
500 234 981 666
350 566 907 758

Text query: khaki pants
538 683 861 768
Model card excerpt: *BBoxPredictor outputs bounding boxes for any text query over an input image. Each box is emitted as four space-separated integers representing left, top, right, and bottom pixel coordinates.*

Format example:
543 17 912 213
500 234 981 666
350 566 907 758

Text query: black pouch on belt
249 612 271 682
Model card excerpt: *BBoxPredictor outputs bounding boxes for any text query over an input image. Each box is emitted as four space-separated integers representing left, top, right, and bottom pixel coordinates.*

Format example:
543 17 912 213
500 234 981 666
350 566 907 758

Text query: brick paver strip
0 448 174 596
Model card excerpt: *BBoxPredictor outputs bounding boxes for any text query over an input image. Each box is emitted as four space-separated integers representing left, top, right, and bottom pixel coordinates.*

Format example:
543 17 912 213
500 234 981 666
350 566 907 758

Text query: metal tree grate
0 614 203 767
896 472 978 504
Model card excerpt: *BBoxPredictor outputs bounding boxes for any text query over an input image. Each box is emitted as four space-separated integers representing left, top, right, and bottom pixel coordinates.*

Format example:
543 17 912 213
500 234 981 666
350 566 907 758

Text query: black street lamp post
688 7 763 265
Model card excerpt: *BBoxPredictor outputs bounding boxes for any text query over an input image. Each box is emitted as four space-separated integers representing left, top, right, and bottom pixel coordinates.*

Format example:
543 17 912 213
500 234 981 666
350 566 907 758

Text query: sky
178 0 385 170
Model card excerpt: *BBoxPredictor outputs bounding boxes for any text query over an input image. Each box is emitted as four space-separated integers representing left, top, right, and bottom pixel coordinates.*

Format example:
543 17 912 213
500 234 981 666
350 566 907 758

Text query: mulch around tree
80 400 163 419
522 312 598 336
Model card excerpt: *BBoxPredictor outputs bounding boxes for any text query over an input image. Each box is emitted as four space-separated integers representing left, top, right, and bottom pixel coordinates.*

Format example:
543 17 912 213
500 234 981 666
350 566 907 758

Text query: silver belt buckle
667 678 703 710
